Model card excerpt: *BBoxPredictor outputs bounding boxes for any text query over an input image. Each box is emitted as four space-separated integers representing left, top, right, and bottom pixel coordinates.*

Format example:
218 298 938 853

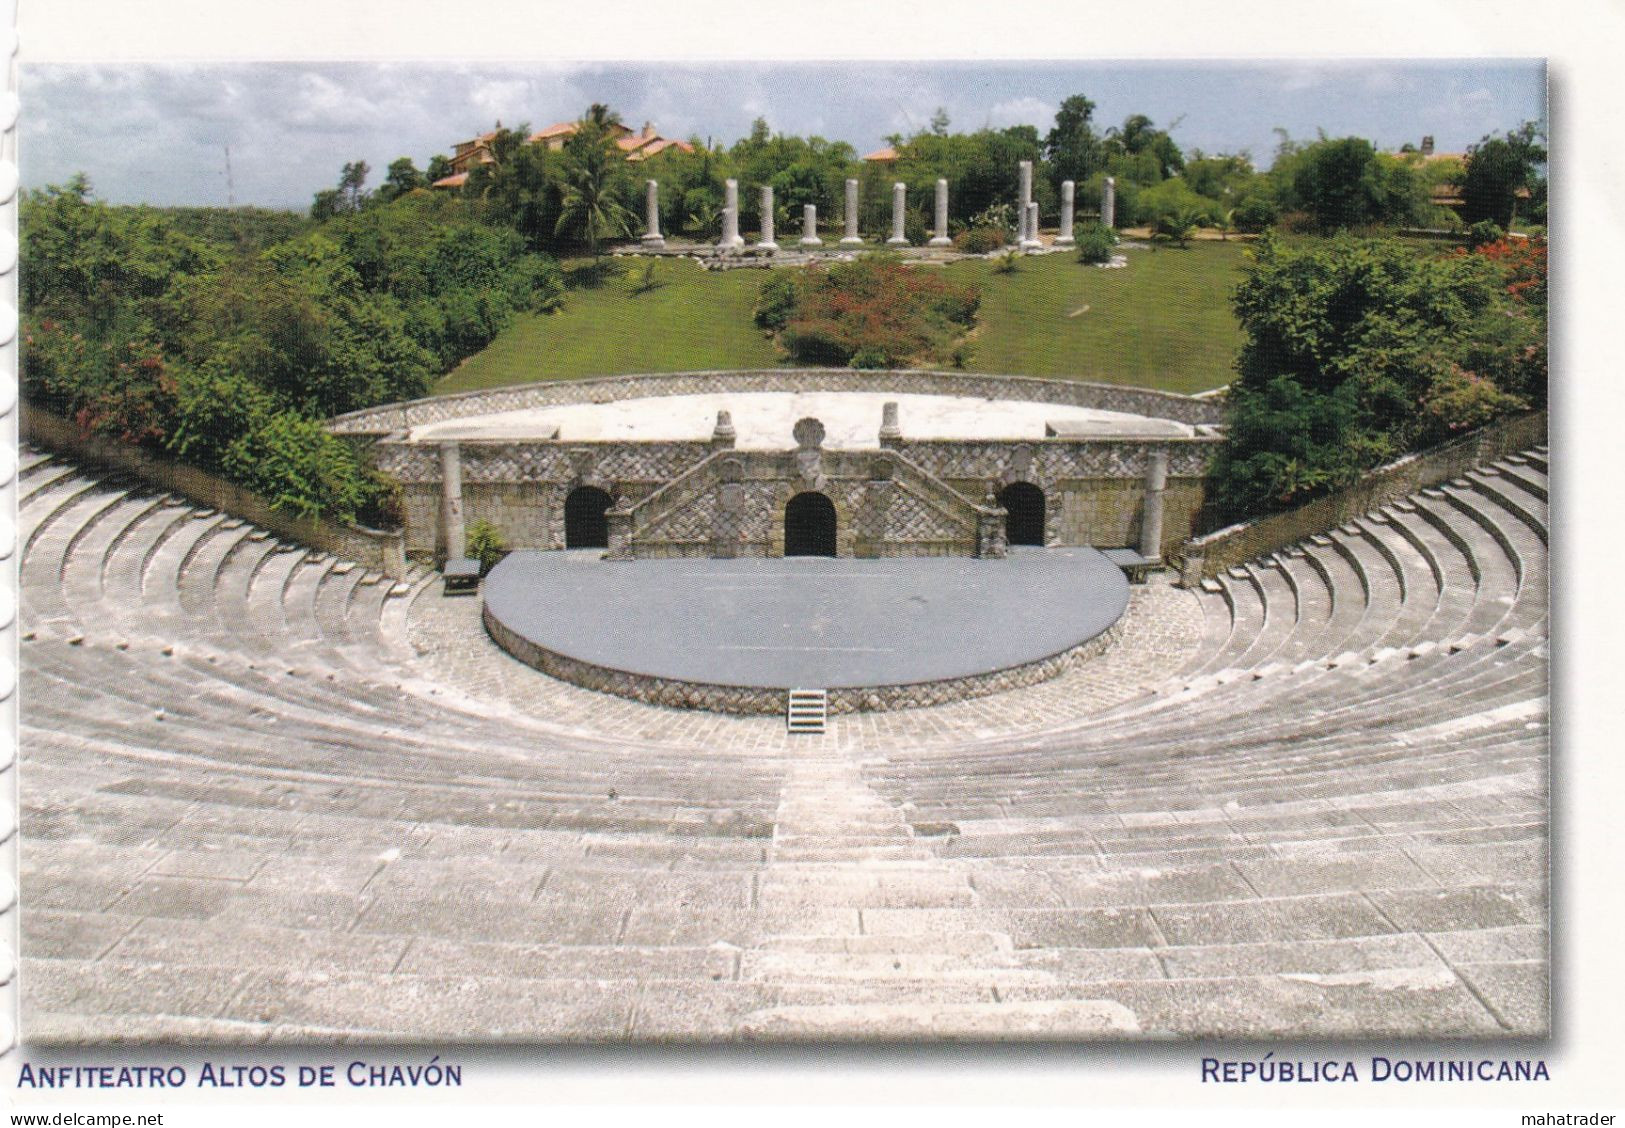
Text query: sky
20 59 1546 210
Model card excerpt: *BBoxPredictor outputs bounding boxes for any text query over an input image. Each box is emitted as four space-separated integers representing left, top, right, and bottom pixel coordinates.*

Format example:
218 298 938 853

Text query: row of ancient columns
641 171 1119 252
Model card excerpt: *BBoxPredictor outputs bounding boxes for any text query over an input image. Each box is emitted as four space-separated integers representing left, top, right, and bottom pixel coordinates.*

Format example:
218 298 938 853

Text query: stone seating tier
17 444 1547 1042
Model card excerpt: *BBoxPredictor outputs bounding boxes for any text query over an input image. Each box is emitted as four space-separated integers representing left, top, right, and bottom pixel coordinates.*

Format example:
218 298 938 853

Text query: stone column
641 179 665 249
1139 451 1168 561
887 182 909 246
878 400 902 449
929 178 952 246
1056 179 1076 246
800 203 822 247
756 185 779 252
720 178 744 250
1102 176 1117 229
1018 160 1041 249
840 178 863 246
439 441 465 563
1025 201 1041 250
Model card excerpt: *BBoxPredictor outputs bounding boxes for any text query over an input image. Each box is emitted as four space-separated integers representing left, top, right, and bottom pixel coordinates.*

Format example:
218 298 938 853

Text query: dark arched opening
999 482 1046 546
564 486 613 549
784 492 837 557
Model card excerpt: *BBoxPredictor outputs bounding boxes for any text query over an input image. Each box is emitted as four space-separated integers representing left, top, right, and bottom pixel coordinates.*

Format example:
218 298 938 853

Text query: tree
1284 137 1426 233
339 161 370 211
311 160 371 220
1044 95 1102 188
1212 233 1537 517
377 157 426 202
553 108 636 262
929 107 950 137
1461 122 1547 228
1104 114 1184 180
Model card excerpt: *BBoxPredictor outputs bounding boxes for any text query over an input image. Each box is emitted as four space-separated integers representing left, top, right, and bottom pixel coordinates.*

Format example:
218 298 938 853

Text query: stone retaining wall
483 600 1125 715
345 371 1227 561
23 404 409 579
1175 410 1548 583
329 369 1228 435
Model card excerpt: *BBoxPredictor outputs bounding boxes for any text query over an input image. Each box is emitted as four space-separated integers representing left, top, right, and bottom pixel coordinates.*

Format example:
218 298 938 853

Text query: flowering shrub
762 256 980 369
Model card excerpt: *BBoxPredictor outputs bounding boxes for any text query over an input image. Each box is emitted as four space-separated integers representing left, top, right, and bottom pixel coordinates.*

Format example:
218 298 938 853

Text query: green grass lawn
436 258 781 395
435 242 1252 397
953 242 1249 393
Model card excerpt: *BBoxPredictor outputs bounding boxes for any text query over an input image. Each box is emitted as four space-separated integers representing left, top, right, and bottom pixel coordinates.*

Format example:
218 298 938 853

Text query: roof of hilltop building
434 120 693 187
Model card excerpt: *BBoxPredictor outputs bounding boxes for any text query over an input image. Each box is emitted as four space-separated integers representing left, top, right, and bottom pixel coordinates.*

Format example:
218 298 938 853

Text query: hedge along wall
23 404 409 580
1176 410 1548 584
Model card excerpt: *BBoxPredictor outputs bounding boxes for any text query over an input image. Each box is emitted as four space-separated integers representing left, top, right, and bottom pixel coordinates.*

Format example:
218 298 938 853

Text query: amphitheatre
18 345 1549 1041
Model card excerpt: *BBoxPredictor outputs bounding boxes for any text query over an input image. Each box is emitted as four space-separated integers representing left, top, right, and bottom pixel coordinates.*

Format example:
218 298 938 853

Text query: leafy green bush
1231 192 1279 234
21 180 562 527
1466 219 1505 250
1074 222 1118 265
1211 232 1543 519
953 225 1007 254
753 272 797 331
465 519 507 575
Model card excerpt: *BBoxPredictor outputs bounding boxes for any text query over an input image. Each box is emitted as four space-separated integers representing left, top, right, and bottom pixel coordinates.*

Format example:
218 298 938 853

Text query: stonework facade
335 371 1226 562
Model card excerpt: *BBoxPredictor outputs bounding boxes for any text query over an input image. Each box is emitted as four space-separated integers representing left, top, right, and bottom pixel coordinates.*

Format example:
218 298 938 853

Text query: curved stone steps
21 681 783 831
1491 461 1548 502
1412 495 1519 638
1225 560 1301 672
867 639 1547 805
1189 570 1265 676
17 445 1548 1042
1324 527 1405 655
22 482 145 632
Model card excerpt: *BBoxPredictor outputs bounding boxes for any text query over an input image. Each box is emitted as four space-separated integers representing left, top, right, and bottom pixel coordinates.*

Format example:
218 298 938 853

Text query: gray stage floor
482 547 1130 689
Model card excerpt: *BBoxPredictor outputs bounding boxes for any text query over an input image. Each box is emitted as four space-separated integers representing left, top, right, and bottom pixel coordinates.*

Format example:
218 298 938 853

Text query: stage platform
481 548 1131 713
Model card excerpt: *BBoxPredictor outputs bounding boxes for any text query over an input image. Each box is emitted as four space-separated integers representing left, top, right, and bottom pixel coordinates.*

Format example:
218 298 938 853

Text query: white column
929 178 952 246
1055 179 1075 246
1139 451 1168 561
1019 160 1041 249
439 442 465 563
800 203 822 247
756 184 778 252
719 178 743 250
887 182 909 246
1024 202 1041 250
1018 160 1041 248
641 179 665 248
840 177 863 246
1103 176 1116 229
718 178 744 251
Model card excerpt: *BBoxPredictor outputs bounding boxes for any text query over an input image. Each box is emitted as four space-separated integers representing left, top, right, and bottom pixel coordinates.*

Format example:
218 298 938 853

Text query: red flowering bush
761 256 980 368
1472 235 1547 308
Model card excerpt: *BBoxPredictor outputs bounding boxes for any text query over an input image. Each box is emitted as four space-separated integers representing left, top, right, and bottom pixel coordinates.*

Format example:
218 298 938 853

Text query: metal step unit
786 688 828 734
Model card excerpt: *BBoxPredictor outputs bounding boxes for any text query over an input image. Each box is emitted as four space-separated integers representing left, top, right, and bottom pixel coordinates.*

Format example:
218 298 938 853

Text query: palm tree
554 109 635 269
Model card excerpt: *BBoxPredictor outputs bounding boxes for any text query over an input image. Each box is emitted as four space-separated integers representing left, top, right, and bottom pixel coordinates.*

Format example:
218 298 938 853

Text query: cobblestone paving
405 575 1205 754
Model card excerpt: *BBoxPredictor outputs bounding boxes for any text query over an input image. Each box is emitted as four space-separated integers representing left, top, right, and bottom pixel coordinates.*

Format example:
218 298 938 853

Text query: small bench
1100 547 1157 584
442 557 482 596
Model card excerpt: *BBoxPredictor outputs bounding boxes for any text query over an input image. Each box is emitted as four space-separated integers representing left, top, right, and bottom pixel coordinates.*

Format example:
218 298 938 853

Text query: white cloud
986 96 1053 131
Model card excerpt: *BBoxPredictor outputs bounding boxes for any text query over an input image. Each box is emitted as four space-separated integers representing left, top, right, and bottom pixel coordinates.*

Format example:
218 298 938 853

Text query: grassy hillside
435 241 1252 397
437 258 780 394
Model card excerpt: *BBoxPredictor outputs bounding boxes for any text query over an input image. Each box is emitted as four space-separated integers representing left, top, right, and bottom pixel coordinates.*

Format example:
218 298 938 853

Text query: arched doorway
998 482 1046 546
564 486 613 549
784 492 837 557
